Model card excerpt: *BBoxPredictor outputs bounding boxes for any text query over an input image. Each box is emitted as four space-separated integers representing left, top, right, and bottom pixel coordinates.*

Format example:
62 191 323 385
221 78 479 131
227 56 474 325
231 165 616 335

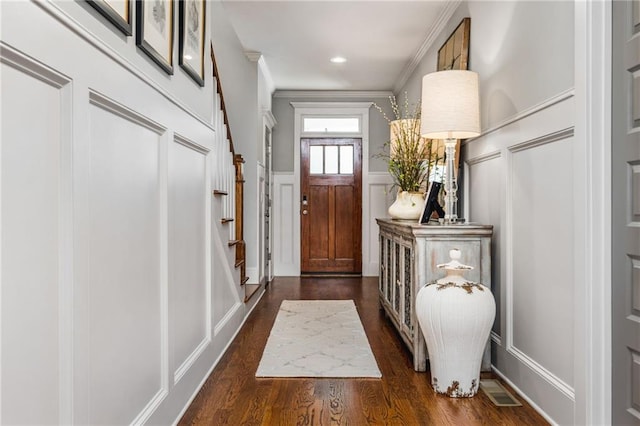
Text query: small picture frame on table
179 0 206 86
419 181 444 224
87 0 132 36
136 0 174 75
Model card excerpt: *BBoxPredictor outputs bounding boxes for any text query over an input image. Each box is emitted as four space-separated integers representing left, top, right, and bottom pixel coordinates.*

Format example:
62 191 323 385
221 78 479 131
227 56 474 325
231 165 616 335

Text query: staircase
211 46 261 303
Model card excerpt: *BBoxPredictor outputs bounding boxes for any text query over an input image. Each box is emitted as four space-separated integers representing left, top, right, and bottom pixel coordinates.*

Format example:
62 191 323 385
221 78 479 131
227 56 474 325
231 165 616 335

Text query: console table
376 218 493 372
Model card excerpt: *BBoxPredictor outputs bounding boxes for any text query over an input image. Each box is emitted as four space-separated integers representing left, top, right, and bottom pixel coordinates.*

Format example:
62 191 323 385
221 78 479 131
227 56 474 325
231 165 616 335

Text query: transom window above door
309 145 354 175
302 116 361 133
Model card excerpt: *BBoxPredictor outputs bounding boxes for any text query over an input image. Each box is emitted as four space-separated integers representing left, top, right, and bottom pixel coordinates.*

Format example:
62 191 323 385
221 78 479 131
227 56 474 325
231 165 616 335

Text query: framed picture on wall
136 0 174 75
87 0 132 36
179 0 206 86
437 17 470 71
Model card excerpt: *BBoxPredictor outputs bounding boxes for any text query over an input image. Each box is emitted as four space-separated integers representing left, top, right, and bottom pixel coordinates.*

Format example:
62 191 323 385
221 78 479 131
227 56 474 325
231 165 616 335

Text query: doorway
300 138 362 274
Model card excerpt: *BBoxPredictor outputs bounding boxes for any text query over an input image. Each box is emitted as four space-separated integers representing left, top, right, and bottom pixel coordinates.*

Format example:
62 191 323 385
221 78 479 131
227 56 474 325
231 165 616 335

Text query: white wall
398 1 579 423
0 1 261 424
211 2 275 285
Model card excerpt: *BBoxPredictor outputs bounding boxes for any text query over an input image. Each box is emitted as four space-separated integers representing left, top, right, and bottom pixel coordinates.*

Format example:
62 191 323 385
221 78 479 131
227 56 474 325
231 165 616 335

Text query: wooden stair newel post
234 154 247 285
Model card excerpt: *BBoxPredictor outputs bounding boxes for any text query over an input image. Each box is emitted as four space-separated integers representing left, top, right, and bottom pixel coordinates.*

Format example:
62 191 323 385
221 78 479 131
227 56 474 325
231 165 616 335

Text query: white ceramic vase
388 190 424 220
416 249 495 397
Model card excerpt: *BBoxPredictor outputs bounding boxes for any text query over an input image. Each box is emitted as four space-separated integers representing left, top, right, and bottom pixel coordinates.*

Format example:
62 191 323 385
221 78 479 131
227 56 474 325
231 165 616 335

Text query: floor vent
479 379 522 407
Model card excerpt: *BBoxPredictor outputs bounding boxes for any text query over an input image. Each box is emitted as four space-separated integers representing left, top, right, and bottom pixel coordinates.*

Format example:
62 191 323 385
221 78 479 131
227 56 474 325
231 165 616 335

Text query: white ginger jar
416 249 495 397
388 190 424 220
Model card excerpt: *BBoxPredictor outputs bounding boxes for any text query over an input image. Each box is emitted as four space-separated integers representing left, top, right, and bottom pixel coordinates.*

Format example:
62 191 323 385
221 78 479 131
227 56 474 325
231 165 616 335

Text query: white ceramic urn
416 249 495 397
388 191 424 220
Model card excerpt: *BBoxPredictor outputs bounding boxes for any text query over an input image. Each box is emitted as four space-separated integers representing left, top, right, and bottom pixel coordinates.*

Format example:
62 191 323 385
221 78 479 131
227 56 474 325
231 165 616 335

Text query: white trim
506 344 575 401
363 172 394 276
173 337 211 385
462 89 576 147
159 131 170 416
278 91 393 99
88 90 166 135
393 0 462 93
213 302 242 336
492 366 557 426
131 388 169 426
172 289 266 425
573 0 612 424
246 51 276 96
292 102 372 275
490 331 502 346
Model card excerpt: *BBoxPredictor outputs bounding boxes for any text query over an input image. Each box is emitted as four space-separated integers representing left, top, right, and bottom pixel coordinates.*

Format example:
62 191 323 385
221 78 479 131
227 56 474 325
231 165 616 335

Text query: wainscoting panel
169 136 210 385
466 152 503 339
463 92 577 424
273 173 297 276
364 173 394 276
509 134 575 390
87 99 164 425
0 52 70 425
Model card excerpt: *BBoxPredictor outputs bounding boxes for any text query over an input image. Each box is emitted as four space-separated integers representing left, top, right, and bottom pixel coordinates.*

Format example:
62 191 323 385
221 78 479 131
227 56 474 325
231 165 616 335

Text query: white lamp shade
420 70 480 139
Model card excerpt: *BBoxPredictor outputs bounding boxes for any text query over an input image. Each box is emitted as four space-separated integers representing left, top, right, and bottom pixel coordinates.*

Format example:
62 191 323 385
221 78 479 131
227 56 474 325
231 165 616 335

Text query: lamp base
443 138 458 224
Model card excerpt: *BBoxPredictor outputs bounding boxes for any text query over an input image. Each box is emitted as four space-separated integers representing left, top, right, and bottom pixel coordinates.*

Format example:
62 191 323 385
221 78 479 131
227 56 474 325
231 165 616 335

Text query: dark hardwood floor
179 277 549 425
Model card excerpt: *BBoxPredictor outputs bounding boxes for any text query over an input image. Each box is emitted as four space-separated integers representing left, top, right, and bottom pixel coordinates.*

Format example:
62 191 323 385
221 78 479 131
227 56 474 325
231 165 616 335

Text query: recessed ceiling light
330 56 347 64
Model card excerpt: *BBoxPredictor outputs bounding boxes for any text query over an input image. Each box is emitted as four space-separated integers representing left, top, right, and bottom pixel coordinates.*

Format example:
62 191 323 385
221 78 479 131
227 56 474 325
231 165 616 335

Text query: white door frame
291 102 372 275
573 0 612 423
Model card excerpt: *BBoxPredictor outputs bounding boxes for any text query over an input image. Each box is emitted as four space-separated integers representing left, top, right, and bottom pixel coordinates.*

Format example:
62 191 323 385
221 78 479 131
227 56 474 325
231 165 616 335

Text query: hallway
179 277 548 425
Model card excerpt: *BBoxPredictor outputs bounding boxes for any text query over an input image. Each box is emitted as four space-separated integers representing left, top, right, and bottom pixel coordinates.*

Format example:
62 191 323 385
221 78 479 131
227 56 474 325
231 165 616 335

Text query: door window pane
303 117 360 133
340 145 353 174
325 146 338 174
310 145 323 174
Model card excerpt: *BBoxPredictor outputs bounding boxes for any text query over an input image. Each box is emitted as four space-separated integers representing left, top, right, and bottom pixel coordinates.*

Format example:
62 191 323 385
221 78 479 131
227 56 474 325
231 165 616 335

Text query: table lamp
420 70 480 223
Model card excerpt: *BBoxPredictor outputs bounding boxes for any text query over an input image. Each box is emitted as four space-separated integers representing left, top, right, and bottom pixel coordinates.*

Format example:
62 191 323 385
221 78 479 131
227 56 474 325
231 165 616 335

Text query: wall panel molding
509 127 575 154
506 345 575 400
89 90 166 134
364 172 394 276
0 41 70 88
130 388 169 425
504 129 576 408
273 173 296 276
173 338 211 385
463 88 575 146
0 42 74 425
31 1 214 130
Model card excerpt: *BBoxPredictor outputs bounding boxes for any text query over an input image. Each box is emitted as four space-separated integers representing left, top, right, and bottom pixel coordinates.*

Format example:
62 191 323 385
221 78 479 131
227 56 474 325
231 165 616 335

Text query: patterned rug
255 300 382 378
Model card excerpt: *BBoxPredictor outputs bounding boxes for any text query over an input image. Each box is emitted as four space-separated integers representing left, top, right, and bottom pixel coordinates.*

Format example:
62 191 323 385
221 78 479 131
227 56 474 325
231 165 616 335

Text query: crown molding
245 51 276 95
393 0 462 93
274 90 393 100
245 51 262 62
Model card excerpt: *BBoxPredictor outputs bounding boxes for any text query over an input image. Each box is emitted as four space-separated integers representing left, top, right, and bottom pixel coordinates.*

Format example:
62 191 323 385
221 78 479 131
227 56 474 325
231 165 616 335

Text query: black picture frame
136 0 174 75
87 0 132 36
419 181 445 224
179 0 206 86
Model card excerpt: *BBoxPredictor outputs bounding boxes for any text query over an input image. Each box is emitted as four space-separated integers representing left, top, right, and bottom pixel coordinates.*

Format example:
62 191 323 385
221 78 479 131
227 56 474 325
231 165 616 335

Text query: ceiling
220 0 455 92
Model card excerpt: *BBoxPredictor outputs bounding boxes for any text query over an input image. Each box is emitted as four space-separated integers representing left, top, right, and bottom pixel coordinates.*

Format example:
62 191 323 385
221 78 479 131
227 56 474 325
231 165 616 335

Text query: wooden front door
301 138 362 274
612 1 640 423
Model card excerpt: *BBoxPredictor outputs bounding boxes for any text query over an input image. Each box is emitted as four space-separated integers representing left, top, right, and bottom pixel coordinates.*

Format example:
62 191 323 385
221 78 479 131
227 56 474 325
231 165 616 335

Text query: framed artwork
136 0 174 75
87 0 132 36
179 0 206 86
437 17 470 71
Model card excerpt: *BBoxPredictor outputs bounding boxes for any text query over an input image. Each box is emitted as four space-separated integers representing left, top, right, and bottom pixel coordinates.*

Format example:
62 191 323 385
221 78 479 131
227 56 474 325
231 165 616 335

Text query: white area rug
255 300 382 378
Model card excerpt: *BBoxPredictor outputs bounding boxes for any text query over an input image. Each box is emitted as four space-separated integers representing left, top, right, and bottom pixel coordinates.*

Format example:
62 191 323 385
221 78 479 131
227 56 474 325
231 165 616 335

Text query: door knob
302 209 308 215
